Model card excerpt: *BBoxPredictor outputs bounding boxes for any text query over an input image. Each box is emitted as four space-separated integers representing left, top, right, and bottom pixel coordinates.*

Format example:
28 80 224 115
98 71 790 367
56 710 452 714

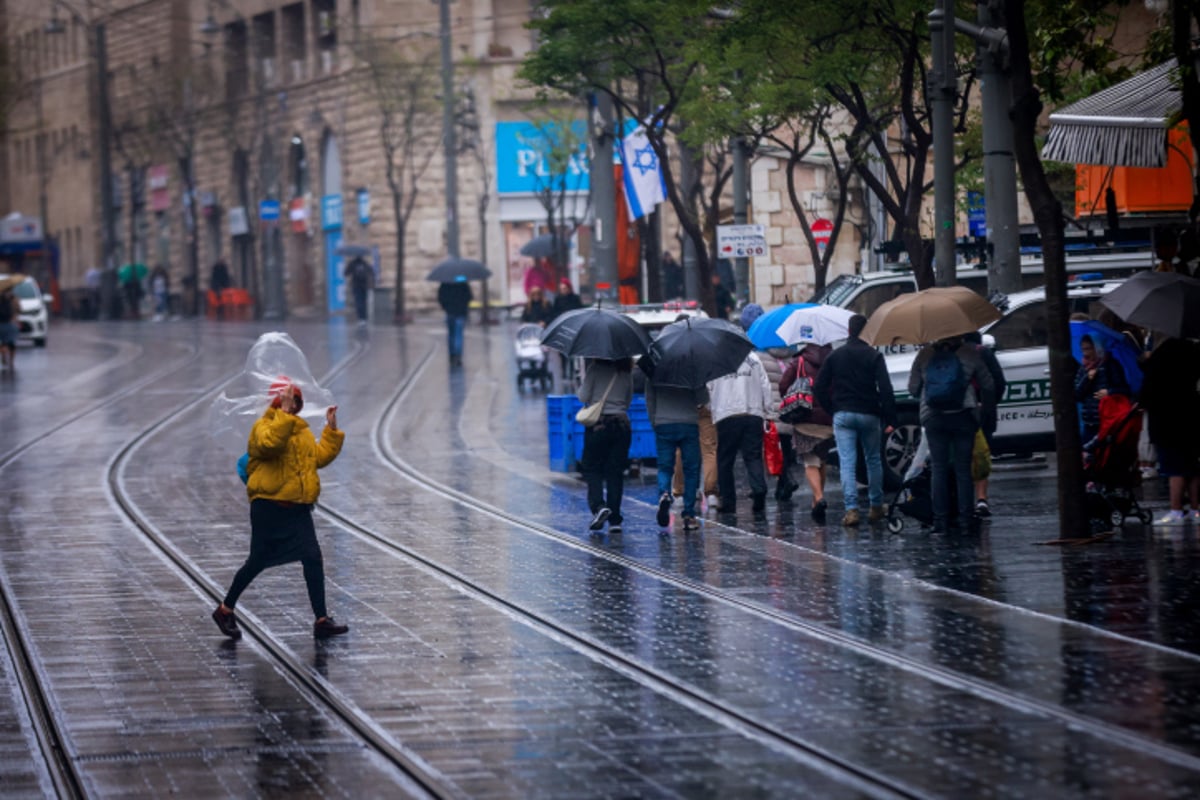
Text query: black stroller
885 459 934 534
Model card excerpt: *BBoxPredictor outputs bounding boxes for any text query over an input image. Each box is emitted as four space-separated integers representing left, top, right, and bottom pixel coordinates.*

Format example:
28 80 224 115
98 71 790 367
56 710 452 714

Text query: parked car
0 274 49 347
875 277 1126 485
810 249 1149 325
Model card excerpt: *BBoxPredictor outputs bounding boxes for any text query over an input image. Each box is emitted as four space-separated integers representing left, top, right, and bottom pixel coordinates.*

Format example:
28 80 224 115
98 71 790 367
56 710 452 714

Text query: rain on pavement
0 320 1197 798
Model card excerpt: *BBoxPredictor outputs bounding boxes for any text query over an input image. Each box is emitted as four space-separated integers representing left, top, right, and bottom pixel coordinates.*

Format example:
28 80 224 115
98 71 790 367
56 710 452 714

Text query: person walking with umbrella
909 335 995 533
708 350 773 515
212 379 349 640
814 314 898 527
437 278 473 367
343 255 374 325
578 358 634 532
1074 333 1131 445
1140 335 1200 527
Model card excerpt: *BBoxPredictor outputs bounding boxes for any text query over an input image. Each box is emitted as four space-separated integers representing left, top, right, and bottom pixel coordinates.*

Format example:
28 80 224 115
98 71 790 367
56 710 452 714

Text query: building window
224 21 249 100
313 0 336 75
253 12 277 88
282 4 306 83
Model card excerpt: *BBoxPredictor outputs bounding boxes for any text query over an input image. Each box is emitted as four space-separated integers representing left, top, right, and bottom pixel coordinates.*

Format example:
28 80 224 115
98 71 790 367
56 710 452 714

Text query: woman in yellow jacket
212 380 348 640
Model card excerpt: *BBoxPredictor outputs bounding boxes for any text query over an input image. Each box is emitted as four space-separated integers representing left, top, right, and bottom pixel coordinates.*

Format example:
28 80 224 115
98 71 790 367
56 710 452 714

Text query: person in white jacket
708 352 773 513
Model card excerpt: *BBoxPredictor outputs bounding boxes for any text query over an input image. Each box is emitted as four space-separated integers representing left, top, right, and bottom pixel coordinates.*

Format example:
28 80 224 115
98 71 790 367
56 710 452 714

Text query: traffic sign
259 199 281 222
811 218 833 251
716 224 768 259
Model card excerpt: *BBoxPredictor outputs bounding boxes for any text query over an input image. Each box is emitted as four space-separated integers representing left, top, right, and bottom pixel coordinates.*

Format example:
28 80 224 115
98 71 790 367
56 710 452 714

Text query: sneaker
868 504 887 522
314 617 349 639
589 507 612 531
705 494 720 510
682 516 700 531
1140 466 1158 480
811 499 827 523
656 492 672 527
975 498 991 518
212 606 242 640
607 522 623 533
1153 510 1188 527
842 508 861 527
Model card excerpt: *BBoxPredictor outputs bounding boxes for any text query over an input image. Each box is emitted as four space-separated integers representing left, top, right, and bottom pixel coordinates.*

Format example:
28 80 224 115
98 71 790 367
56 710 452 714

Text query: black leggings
223 500 328 619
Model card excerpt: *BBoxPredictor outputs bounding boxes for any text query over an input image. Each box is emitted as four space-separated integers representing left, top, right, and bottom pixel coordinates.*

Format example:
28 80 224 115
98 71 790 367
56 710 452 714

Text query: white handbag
576 372 618 427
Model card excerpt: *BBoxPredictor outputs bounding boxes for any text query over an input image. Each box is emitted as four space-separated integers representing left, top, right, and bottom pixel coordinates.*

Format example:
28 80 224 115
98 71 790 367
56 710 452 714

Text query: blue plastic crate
547 395 584 472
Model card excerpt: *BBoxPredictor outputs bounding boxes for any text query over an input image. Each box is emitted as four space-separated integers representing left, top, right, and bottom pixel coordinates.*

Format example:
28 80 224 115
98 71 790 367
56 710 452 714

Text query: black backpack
924 348 968 411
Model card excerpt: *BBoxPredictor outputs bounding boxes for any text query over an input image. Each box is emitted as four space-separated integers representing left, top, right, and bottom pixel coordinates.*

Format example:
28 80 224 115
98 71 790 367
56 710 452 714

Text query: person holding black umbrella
578 358 634 532
437 279 473 367
708 352 773 514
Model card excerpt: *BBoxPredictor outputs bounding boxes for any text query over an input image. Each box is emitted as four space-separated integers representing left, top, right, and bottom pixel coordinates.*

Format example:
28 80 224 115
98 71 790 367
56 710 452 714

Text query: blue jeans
446 314 466 357
656 423 700 517
833 411 883 510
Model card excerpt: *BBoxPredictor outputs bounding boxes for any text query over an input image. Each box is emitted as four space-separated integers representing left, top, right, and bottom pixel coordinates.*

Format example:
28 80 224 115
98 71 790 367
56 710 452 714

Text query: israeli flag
619 125 667 221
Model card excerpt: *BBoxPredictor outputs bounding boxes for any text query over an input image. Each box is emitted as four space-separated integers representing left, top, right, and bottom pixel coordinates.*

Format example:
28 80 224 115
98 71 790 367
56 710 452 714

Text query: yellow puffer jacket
246 407 344 504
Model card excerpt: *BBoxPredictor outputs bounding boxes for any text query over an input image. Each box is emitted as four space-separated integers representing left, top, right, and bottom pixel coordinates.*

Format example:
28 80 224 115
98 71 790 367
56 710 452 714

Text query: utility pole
679 141 700 301
963 3 1021 295
95 22 119 318
732 135 749 304
929 0 957 286
588 90 617 304
440 0 459 258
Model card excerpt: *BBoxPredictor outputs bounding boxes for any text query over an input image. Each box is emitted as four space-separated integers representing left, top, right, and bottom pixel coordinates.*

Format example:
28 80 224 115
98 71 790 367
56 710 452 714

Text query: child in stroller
1082 394 1153 533
515 323 553 391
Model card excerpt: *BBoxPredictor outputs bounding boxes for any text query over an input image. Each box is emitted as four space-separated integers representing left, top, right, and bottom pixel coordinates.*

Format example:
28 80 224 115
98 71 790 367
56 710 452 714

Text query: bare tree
457 82 496 324
520 107 592 279
354 35 441 324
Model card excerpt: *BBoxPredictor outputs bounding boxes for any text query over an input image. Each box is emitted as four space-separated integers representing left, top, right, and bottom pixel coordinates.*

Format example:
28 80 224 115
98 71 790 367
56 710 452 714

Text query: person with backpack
0 286 18 370
909 336 996 533
813 314 898 526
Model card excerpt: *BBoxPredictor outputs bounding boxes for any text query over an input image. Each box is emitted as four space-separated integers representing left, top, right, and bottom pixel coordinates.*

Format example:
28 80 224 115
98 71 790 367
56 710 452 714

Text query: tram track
340 340 1200 785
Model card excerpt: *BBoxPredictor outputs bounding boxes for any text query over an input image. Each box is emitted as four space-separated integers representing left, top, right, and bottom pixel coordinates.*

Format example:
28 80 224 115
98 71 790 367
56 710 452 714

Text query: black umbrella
336 244 373 258
647 317 754 390
426 257 492 282
1099 270 1200 339
519 233 559 260
540 307 651 359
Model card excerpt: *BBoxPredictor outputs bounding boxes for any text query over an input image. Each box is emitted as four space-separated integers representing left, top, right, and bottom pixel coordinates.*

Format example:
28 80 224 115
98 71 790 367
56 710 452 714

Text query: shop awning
1041 59 1180 168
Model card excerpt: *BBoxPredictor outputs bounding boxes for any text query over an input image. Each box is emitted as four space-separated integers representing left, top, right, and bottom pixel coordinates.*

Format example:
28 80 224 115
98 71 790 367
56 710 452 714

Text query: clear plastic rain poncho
209 332 336 451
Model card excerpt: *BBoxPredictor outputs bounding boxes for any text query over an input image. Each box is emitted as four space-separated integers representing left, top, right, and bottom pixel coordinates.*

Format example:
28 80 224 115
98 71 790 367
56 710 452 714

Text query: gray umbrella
336 244 373 258
1100 270 1200 339
519 234 560 260
426 258 492 282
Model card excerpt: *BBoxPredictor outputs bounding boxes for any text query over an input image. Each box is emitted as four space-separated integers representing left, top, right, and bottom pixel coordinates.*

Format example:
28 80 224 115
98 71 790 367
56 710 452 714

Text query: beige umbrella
860 286 1001 346
0 273 27 293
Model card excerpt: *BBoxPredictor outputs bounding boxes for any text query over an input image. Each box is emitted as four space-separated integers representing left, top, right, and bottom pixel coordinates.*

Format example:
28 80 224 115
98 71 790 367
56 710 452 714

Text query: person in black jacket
437 279 473 366
963 331 1006 517
813 314 897 526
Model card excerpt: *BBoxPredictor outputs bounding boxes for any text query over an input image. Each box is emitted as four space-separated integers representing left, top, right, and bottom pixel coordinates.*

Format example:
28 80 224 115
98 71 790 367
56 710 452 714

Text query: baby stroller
515 323 553 391
1083 396 1153 533
885 435 934 533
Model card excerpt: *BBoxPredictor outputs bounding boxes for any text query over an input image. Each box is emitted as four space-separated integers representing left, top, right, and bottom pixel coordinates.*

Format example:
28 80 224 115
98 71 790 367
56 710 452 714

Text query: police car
877 276 1127 486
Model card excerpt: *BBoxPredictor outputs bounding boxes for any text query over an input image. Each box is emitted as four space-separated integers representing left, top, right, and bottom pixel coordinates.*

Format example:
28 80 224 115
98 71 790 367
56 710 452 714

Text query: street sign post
716 224 768 259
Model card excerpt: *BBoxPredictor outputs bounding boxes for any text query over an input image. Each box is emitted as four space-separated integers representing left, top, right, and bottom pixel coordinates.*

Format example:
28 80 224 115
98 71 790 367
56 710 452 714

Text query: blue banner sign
495 120 591 195
967 191 986 238
321 194 343 231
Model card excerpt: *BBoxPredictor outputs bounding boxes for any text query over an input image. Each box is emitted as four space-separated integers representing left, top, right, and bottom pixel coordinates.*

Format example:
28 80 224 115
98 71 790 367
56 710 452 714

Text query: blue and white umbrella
746 303 815 349
774 304 855 346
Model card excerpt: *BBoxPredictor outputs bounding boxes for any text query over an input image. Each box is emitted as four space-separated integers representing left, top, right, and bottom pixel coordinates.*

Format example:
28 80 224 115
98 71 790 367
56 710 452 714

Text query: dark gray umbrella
426 257 492 282
647 317 754 390
519 234 560 260
540 307 650 359
1100 270 1200 339
336 244 373 258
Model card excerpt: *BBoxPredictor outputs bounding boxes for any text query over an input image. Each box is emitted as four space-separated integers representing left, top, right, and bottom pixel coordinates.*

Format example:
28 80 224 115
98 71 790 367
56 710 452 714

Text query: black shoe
314 617 349 639
811 499 827 523
589 507 612 531
212 606 242 640
752 492 767 513
776 479 797 502
974 498 991 518
608 523 623 533
657 492 672 527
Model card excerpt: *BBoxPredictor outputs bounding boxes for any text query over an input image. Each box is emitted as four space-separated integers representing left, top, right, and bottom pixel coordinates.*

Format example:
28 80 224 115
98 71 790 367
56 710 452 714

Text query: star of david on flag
619 125 667 221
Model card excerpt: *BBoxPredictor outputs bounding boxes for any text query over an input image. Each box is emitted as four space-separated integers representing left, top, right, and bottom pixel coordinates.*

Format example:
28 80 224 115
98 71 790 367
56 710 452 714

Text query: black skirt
248 499 321 568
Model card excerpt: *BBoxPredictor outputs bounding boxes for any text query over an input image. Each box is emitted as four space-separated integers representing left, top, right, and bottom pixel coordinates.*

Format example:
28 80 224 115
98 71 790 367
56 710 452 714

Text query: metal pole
974 2 1021 295
929 1 957 286
732 136 749 304
588 90 617 304
95 22 119 318
679 141 699 300
440 0 459 258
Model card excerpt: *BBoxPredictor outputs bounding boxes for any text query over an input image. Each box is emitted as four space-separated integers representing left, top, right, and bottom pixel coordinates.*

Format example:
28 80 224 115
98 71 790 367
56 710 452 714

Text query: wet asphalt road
0 318 1197 799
